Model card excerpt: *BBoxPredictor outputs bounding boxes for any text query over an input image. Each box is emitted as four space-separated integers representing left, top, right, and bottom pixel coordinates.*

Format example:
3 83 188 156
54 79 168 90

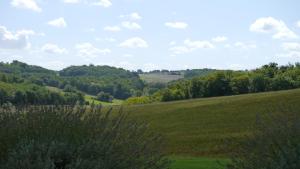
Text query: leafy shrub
124 96 153 105
226 107 300 169
0 105 169 169
96 91 113 102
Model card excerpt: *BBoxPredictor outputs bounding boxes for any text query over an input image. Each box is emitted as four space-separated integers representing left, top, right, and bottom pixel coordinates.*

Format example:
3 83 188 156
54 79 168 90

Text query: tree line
126 63 300 104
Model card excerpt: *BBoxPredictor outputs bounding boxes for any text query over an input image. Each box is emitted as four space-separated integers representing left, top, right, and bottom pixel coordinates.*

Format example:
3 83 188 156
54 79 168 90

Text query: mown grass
139 73 184 84
84 95 123 105
170 157 229 169
120 89 300 156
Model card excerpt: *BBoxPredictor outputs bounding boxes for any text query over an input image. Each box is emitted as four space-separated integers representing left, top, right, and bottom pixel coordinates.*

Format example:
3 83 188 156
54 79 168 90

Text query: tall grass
0 104 169 169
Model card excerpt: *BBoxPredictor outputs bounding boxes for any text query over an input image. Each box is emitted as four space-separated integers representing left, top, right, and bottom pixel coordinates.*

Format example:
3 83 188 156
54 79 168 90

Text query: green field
170 157 229 169
46 87 300 169
139 73 184 83
84 95 123 105
122 89 300 156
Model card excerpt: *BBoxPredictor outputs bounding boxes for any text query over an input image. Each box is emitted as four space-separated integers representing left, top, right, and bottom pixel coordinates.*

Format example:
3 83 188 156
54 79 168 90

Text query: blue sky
0 0 300 71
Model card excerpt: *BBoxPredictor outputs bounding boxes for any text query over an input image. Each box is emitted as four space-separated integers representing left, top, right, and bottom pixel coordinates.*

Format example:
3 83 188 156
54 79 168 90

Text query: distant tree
271 75 293 90
137 69 143 74
0 89 8 105
250 74 268 92
13 90 26 105
231 75 250 94
161 89 173 101
204 72 232 97
97 91 113 102
63 84 76 92
190 78 205 98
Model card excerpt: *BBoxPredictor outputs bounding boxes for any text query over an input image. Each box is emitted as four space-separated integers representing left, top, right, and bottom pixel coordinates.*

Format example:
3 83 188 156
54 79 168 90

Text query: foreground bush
0 105 169 169
226 107 300 169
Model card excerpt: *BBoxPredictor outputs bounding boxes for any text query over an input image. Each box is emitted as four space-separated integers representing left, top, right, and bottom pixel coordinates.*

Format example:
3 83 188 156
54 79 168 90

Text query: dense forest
0 61 143 105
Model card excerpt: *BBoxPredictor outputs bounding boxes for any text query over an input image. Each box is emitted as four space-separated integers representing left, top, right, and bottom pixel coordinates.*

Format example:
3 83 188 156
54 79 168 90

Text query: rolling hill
122 88 300 156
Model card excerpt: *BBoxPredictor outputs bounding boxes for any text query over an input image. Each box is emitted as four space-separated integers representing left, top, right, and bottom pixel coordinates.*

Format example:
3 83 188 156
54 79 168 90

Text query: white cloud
42 43 68 54
92 0 112 7
278 42 300 58
63 0 112 7
116 61 137 70
119 37 148 48
105 37 116 42
169 46 191 55
47 17 67 28
0 26 35 49
104 26 121 32
17 30 35 36
122 54 133 58
121 21 141 30
76 42 111 59
129 12 142 20
63 0 80 3
212 36 228 42
234 42 257 49
169 41 176 46
282 42 300 51
120 12 142 20
11 0 42 12
278 51 300 58
184 39 214 49
165 22 188 29
40 61 66 70
297 21 300 28
250 17 298 39
169 39 214 55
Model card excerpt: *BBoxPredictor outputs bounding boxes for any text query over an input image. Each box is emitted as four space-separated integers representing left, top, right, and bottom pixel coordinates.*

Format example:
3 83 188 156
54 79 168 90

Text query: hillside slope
123 89 300 156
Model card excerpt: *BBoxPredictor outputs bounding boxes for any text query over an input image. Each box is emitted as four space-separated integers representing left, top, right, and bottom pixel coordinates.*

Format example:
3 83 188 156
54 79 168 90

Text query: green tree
190 78 205 98
231 75 250 94
250 74 268 92
97 91 113 102
204 72 232 97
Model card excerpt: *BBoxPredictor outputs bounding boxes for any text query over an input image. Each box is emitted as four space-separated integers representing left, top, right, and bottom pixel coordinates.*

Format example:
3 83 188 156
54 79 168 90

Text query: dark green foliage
226 106 300 169
59 65 144 99
0 82 84 105
152 63 300 102
0 60 55 75
184 68 216 78
0 105 170 169
96 91 113 102
63 84 76 92
230 75 250 94
0 61 145 101
204 72 232 97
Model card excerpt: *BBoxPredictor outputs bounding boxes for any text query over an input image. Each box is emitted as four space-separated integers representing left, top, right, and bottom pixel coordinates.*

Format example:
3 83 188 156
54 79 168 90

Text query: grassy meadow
139 73 184 83
121 89 300 156
170 157 229 169
84 94 123 105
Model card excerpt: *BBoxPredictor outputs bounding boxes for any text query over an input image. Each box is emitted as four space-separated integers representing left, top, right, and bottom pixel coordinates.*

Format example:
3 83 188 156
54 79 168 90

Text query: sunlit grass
122 89 300 156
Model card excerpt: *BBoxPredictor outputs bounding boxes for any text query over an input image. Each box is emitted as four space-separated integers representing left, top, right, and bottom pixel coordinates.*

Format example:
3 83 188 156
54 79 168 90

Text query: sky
0 0 300 71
